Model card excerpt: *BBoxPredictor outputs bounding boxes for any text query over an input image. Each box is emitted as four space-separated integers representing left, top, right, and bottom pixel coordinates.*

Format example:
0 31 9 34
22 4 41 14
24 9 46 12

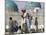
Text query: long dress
9 20 18 32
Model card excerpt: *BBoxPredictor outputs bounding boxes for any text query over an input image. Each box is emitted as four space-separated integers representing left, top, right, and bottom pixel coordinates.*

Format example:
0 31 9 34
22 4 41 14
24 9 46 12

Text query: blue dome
31 2 41 8
5 0 18 11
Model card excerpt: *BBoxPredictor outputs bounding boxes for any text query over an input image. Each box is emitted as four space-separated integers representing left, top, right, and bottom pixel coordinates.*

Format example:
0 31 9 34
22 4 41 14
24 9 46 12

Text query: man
9 17 14 35
35 17 38 32
29 16 32 28
25 13 32 32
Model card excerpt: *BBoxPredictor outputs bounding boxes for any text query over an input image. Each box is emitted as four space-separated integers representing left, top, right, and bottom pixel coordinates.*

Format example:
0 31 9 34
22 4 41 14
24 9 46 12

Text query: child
17 26 21 34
